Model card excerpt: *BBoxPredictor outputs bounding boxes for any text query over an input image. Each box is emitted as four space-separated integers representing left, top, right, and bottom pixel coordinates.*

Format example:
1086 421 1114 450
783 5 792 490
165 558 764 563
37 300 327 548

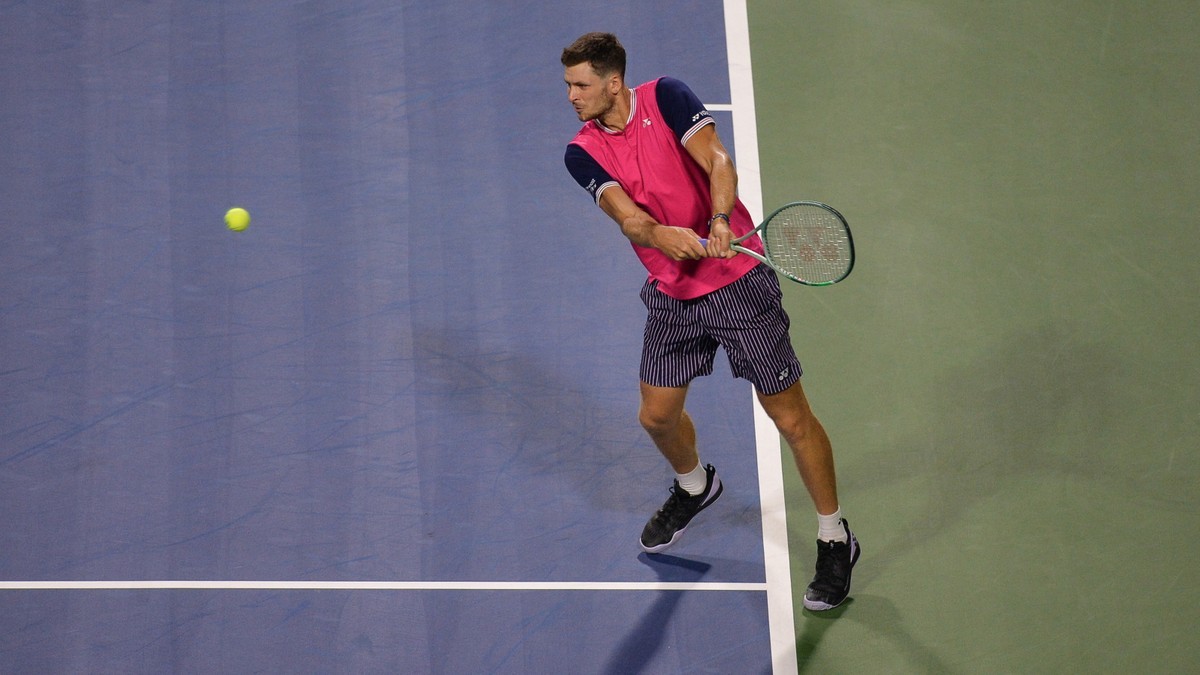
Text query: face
564 62 618 122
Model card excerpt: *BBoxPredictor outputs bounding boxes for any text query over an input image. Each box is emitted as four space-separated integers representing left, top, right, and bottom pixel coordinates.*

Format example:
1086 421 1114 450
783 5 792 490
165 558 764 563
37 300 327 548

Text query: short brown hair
561 32 626 78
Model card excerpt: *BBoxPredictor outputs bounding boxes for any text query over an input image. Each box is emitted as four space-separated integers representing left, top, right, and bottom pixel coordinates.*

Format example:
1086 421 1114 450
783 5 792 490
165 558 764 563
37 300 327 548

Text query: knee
758 383 821 444
638 405 678 437
774 410 815 443
762 396 821 446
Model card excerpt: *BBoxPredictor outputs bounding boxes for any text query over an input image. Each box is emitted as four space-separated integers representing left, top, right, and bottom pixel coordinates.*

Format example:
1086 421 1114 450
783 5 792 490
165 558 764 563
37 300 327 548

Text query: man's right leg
638 382 696 473
637 382 723 553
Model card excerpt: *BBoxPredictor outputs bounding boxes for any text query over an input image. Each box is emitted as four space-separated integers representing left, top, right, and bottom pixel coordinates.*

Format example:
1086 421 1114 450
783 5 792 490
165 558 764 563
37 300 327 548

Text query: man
561 32 860 611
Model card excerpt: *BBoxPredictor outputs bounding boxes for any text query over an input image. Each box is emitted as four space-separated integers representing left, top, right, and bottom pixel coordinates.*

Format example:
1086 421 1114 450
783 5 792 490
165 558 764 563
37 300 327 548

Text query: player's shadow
600 553 713 674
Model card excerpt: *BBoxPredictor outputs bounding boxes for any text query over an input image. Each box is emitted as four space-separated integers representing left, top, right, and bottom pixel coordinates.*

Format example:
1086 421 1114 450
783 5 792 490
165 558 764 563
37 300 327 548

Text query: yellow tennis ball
225 207 250 231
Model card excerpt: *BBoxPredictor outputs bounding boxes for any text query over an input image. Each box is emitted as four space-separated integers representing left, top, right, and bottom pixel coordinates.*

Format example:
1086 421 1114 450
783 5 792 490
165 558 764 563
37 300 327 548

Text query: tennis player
561 32 860 611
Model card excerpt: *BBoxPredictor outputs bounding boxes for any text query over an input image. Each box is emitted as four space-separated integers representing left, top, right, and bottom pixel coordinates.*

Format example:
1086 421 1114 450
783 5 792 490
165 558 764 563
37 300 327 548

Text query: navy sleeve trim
565 143 618 205
656 77 714 143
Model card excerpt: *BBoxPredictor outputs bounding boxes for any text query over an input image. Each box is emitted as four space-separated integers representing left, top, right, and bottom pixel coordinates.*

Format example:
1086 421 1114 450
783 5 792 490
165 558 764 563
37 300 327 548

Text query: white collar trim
595 88 636 135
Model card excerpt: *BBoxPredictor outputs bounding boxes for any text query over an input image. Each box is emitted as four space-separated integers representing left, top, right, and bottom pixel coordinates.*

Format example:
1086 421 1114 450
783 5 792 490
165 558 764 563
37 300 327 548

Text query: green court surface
750 2 1200 671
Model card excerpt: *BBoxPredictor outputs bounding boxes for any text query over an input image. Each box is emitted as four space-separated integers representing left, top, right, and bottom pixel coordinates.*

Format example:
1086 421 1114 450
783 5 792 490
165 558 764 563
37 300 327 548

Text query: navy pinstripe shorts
639 264 803 395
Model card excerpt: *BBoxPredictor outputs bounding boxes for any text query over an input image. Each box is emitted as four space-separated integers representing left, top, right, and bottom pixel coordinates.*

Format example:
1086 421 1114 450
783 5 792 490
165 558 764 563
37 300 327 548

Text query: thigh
755 377 816 427
638 380 689 422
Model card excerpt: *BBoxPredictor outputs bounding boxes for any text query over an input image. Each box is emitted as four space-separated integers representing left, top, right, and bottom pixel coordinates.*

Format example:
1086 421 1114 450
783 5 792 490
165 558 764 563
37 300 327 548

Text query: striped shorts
639 264 803 395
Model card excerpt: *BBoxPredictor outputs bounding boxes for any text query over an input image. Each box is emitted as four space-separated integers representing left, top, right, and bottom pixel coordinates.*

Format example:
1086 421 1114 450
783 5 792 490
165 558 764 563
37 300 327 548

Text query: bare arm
682 124 738 259
597 186 708 261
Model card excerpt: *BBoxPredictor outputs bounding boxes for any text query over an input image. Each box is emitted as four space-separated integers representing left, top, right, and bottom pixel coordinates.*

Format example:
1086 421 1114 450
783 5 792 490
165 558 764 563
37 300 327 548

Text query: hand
652 225 708 261
704 216 736 259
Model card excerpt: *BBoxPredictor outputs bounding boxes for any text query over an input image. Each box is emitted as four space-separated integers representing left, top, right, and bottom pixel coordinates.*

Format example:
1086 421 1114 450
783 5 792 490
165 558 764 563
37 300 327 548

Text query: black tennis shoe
639 464 723 553
803 518 860 611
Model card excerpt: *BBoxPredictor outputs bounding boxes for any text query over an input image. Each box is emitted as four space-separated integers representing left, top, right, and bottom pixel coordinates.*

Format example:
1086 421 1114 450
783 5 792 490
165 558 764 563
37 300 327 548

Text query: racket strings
762 205 852 284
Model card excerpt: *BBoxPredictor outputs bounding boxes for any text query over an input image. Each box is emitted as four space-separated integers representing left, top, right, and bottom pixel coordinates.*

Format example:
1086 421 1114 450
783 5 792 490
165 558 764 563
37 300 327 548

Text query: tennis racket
702 201 854 286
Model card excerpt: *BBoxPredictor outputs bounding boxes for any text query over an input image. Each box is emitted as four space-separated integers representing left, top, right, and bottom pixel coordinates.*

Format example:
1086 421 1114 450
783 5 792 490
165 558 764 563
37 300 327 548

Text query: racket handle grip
698 238 708 245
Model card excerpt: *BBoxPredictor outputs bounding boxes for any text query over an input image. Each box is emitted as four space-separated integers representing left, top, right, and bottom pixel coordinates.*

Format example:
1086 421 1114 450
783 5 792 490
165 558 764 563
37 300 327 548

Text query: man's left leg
757 379 860 611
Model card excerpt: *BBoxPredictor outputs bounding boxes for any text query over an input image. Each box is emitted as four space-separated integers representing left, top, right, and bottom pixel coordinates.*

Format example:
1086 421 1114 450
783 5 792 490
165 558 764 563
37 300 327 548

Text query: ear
607 73 623 94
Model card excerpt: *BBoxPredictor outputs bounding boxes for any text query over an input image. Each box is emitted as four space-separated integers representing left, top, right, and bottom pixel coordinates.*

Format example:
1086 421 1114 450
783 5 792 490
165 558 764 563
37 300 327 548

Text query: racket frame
718 201 854 286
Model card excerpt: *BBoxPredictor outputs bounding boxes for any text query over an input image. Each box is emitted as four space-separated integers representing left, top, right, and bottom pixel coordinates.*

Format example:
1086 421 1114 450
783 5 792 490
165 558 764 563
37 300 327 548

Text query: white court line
722 2 800 674
0 580 766 592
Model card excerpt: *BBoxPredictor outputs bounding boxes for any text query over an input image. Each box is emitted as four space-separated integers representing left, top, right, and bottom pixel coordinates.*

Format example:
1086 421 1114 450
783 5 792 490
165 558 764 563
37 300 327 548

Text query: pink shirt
566 78 763 300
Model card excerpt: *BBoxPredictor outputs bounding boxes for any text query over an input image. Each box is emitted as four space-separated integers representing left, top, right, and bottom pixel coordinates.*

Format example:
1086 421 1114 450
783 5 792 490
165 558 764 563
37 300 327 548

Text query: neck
599 87 632 131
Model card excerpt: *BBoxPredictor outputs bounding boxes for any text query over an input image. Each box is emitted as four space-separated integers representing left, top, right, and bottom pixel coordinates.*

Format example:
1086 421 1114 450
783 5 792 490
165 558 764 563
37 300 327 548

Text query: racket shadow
599 554 713 674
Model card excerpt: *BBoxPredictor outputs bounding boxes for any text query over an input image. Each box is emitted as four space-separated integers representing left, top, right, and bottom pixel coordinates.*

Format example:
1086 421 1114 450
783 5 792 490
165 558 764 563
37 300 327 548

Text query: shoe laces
812 541 849 589
655 484 699 522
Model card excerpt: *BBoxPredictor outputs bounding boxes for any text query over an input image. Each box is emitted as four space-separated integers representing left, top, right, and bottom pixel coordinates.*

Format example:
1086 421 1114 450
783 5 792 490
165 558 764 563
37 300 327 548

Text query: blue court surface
1 1 788 672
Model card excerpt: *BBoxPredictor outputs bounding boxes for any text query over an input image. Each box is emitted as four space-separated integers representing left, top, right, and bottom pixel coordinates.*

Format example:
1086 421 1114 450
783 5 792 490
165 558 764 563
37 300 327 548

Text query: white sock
818 508 848 543
676 462 708 496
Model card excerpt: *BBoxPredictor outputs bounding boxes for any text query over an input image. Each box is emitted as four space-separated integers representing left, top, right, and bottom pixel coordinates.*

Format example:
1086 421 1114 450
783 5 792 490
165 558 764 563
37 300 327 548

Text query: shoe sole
802 533 861 611
639 476 723 554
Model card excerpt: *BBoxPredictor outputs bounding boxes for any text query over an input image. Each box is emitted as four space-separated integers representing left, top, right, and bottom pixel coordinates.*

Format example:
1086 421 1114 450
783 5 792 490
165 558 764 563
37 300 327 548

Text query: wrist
708 213 730 228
